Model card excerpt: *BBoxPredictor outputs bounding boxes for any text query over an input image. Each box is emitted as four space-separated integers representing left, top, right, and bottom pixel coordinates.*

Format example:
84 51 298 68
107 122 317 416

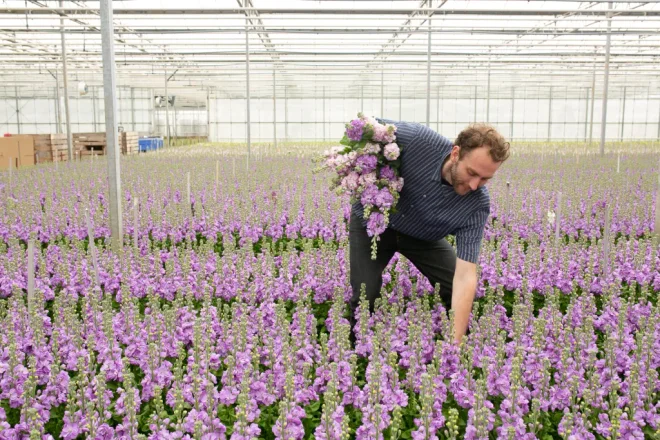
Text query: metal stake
27 240 35 314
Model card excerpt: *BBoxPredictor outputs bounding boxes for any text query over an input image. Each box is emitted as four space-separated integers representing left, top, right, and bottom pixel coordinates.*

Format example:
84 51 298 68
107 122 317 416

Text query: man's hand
451 258 478 345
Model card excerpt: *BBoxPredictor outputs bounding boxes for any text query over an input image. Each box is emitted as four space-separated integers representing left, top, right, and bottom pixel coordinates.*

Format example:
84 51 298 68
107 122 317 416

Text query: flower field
0 143 658 439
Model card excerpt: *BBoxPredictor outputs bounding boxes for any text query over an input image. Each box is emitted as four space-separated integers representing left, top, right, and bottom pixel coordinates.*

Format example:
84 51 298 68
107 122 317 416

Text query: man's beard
450 160 465 191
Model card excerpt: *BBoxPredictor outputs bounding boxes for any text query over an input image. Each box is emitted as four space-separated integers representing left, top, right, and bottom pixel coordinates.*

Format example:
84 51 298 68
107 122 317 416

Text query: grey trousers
348 213 456 336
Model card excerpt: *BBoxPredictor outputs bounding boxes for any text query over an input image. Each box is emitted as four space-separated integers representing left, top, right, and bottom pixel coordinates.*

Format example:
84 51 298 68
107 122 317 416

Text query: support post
92 86 98 132
60 0 73 160
486 57 491 123
165 70 170 147
600 1 613 156
361 85 364 113
206 89 211 141
245 14 251 161
273 68 277 148
130 87 136 132
584 87 589 141
399 85 402 121
474 85 477 123
620 86 627 141
54 71 62 134
323 86 326 141
437 85 441 131
14 86 20 134
589 54 596 145
381 66 384 117
426 0 432 127
548 86 553 141
657 96 660 140
285 86 289 141
100 0 123 247
510 87 515 140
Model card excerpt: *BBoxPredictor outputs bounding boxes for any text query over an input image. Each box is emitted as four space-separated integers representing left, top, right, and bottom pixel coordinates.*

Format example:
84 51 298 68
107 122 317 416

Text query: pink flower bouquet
319 113 404 259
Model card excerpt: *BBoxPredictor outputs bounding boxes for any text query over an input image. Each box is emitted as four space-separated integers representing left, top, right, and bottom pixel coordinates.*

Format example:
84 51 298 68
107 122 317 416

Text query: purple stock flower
346 118 366 142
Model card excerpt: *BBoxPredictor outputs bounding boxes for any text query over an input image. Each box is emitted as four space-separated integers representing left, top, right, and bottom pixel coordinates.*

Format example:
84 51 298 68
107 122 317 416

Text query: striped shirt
351 118 490 264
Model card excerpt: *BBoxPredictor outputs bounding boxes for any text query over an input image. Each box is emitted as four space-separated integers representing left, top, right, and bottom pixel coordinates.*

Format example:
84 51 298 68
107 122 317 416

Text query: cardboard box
0 138 20 170
0 136 35 169
13 135 35 167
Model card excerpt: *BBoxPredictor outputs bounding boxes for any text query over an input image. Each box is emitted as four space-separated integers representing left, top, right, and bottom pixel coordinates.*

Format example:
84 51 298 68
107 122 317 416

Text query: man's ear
451 145 460 160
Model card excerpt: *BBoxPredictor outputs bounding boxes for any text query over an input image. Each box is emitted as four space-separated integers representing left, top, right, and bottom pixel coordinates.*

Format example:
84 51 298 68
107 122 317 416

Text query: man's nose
469 178 479 191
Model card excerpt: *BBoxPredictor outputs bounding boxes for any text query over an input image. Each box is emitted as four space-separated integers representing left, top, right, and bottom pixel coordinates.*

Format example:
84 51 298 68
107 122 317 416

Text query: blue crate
138 137 164 152
138 138 152 152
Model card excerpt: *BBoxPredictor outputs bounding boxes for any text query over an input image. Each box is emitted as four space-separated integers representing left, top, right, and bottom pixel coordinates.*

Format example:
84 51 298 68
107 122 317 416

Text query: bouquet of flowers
318 113 404 259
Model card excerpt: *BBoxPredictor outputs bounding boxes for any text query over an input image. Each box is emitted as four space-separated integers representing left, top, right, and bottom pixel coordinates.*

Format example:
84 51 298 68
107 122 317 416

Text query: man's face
448 145 501 196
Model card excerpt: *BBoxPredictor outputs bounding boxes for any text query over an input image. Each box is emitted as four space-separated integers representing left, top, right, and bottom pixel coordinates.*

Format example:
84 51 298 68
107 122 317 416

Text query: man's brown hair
454 123 510 163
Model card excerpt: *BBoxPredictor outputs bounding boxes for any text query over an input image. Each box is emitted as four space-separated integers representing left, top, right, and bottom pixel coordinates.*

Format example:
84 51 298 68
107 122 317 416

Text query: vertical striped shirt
351 118 490 263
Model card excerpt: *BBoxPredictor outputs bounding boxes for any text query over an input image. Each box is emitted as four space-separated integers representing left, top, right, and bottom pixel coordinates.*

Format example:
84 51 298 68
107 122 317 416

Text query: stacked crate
74 132 106 158
121 132 139 155
31 134 68 163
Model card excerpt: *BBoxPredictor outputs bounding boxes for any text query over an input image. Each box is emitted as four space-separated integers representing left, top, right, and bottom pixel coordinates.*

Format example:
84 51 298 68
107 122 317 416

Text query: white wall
0 87 152 135
2 86 658 142
208 93 660 142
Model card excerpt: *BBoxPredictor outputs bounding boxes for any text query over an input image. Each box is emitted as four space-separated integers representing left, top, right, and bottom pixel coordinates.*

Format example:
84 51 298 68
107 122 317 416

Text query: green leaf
339 136 352 147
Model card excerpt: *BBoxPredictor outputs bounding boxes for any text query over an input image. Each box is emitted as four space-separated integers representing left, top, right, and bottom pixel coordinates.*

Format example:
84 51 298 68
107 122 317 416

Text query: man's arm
452 203 489 344
451 257 478 344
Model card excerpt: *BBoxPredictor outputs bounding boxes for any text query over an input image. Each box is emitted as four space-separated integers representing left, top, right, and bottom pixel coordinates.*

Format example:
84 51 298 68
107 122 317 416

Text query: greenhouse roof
1 1 659 99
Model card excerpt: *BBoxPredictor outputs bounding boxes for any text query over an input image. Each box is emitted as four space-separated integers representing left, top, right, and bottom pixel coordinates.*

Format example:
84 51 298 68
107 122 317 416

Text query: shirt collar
432 150 453 185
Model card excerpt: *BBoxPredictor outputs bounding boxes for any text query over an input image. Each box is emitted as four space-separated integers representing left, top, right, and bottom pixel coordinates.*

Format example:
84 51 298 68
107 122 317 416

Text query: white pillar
165 70 170 146
426 0 432 127
100 0 123 246
273 68 277 148
130 87 136 132
54 72 62 134
14 86 20 134
599 1 613 156
620 86 627 141
548 86 553 141
486 58 491 123
245 14 251 159
510 87 515 140
60 0 73 160
92 86 98 132
381 67 384 117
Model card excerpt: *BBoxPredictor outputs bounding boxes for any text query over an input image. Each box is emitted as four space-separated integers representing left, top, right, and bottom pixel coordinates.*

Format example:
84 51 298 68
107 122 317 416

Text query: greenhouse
0 1 658 439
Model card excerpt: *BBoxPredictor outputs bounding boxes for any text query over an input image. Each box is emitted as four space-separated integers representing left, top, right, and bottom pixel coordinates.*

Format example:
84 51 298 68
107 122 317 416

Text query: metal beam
100 0 123 247
6 7 660 17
